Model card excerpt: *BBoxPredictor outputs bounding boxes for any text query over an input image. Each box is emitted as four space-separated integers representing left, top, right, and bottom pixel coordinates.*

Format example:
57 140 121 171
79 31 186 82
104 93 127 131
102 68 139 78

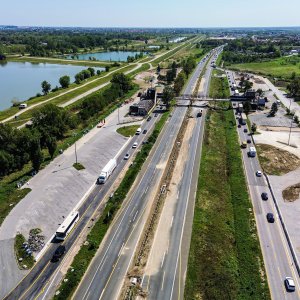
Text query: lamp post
288 97 293 146
75 142 78 164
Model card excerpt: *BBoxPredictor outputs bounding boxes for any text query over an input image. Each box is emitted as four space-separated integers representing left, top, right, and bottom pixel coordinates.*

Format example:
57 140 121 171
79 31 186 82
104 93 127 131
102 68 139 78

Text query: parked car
284 277 296 292
147 116 152 122
261 192 268 200
124 153 130 160
247 139 251 144
243 128 248 133
51 245 66 262
256 170 262 177
132 142 138 148
154 113 158 117
238 124 241 128
266 213 275 223
143 129 147 134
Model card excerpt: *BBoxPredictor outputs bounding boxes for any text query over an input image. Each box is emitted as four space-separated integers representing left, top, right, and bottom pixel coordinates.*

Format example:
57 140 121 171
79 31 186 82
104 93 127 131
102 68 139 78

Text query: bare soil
256 143 300 175
282 183 300 202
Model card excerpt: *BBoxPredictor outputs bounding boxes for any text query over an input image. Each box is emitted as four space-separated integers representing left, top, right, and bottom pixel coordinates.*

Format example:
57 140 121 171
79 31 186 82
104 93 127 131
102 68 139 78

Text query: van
136 128 142 135
19 103 27 109
241 141 247 148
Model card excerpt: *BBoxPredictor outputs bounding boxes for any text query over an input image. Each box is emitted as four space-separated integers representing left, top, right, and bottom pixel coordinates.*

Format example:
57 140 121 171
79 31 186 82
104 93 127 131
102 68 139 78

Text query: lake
0 61 104 111
66 51 146 62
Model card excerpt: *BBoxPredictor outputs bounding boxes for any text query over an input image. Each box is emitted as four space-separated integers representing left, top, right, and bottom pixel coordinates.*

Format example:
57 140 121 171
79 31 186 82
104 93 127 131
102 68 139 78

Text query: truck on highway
98 159 117 184
248 146 256 157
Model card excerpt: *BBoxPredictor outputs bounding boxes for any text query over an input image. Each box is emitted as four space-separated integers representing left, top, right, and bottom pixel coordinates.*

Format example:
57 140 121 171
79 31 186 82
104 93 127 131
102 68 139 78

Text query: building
129 88 156 116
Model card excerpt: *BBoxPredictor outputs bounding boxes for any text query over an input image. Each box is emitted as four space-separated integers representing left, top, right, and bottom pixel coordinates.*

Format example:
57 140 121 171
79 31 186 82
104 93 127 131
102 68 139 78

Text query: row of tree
287 76 300 98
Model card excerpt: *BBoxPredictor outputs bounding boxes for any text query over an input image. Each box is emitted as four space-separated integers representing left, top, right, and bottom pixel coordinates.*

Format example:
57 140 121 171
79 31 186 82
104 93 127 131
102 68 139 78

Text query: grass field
209 69 230 99
117 125 140 137
229 55 300 79
184 105 270 300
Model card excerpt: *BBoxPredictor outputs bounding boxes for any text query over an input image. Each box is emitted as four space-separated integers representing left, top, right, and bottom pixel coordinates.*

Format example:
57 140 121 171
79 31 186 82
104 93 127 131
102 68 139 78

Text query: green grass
14 233 35 269
73 163 85 171
184 105 270 300
229 55 300 79
117 125 140 137
54 110 170 300
209 69 230 99
8 56 113 67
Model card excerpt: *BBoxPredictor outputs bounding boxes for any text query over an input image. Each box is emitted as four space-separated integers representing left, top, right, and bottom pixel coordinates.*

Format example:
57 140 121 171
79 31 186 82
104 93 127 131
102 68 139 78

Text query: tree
251 123 257 134
243 80 253 92
59 75 70 88
110 73 133 94
183 56 196 76
29 130 43 172
46 136 57 158
287 77 300 97
105 66 110 72
174 71 186 95
87 67 95 77
41 80 51 95
270 102 278 117
156 64 161 74
243 101 251 114
162 86 174 110
166 70 175 84
256 88 263 96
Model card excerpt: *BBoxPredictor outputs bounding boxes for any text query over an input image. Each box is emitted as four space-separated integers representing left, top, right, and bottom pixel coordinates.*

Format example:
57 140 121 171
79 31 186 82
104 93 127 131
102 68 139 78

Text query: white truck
98 159 117 184
248 147 256 157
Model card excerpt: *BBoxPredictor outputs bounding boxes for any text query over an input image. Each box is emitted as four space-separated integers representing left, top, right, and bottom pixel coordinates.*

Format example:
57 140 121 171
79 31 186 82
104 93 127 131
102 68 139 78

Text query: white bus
55 211 79 240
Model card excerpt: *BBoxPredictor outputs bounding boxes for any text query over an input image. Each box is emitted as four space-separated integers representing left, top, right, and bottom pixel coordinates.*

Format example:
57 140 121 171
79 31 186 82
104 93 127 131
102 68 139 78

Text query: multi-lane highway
236 109 300 300
72 48 221 300
140 50 220 300
4 107 160 300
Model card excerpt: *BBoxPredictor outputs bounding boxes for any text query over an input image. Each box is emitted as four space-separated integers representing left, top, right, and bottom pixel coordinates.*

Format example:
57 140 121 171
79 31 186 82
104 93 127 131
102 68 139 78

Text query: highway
236 109 300 299
140 50 221 300
4 107 160 300
72 49 221 300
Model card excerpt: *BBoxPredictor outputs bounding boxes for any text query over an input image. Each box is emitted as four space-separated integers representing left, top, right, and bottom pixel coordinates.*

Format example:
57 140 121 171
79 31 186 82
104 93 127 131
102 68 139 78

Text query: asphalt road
141 49 222 300
236 112 300 300
4 109 160 300
72 49 220 300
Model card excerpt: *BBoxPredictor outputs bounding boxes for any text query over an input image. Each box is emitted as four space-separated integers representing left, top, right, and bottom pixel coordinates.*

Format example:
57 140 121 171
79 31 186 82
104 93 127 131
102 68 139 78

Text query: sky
1 0 300 28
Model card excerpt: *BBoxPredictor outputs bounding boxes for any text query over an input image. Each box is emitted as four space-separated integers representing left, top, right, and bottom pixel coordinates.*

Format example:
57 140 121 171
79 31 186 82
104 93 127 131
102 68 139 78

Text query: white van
136 128 142 135
19 103 27 109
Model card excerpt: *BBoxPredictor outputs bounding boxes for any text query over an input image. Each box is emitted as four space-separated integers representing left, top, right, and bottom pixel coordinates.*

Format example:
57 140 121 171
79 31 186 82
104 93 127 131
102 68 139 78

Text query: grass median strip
184 105 270 300
54 110 170 300
209 69 230 99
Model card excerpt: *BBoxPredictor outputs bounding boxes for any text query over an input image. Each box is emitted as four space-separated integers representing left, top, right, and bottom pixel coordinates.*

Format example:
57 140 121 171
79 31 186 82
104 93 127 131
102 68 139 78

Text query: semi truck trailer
98 159 117 184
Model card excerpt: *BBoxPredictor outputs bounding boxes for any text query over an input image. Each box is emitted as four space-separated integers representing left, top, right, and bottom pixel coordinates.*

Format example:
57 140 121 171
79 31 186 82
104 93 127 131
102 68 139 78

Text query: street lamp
288 97 293 146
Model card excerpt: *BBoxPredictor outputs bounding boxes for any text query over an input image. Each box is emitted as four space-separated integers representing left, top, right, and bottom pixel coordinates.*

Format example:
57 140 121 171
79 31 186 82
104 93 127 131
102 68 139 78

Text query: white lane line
118 243 125 257
161 251 166 268
161 271 165 290
133 210 139 222
170 216 174 228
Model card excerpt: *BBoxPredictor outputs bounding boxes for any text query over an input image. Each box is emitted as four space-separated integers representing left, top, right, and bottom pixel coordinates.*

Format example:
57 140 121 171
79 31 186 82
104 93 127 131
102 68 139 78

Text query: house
257 98 266 107
129 88 156 116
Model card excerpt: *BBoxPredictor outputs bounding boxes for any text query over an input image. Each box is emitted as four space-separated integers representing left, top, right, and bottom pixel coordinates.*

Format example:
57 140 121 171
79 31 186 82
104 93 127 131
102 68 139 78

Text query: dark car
247 139 251 144
154 113 158 117
143 129 147 134
147 116 152 122
261 192 268 200
243 128 248 133
238 124 241 128
51 245 66 262
266 213 275 223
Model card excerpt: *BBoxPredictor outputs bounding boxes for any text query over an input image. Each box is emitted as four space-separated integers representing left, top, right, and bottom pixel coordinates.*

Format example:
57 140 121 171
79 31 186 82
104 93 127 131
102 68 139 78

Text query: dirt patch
256 144 300 175
282 183 300 202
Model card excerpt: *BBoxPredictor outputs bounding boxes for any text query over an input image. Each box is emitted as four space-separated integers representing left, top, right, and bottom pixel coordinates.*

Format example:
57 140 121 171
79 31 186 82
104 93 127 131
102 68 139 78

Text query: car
241 141 247 149
154 113 158 117
132 142 138 148
238 124 241 128
124 153 130 160
142 140 148 145
247 139 251 144
51 245 66 262
256 170 262 177
266 213 275 223
143 129 147 134
243 128 248 133
261 192 268 200
285 277 296 292
147 116 152 122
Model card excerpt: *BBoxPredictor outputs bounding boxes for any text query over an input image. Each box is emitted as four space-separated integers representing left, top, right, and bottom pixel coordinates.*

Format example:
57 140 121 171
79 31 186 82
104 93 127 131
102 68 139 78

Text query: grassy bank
8 56 113 67
209 69 230 99
229 55 300 79
14 233 35 269
54 110 170 300
184 105 270 300
117 125 140 137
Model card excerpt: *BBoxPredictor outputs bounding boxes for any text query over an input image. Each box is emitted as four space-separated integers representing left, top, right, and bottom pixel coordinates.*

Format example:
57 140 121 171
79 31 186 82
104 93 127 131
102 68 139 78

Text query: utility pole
118 105 120 124
288 97 293 146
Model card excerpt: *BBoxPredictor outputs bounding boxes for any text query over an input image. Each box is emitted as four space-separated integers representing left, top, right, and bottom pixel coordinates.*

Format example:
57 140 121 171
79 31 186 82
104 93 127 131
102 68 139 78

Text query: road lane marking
170 216 174 228
161 271 165 291
161 251 166 268
133 210 138 222
118 243 125 257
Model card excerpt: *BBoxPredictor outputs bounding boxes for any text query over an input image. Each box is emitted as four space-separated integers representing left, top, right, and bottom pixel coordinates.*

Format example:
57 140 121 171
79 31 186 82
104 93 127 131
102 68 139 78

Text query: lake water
0 61 104 111
66 51 146 62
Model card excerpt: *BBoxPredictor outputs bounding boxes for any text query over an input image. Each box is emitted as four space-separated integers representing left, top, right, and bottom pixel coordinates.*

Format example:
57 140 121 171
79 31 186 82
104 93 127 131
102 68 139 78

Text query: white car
124 153 130 160
284 277 295 292
132 142 138 149
256 170 262 177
